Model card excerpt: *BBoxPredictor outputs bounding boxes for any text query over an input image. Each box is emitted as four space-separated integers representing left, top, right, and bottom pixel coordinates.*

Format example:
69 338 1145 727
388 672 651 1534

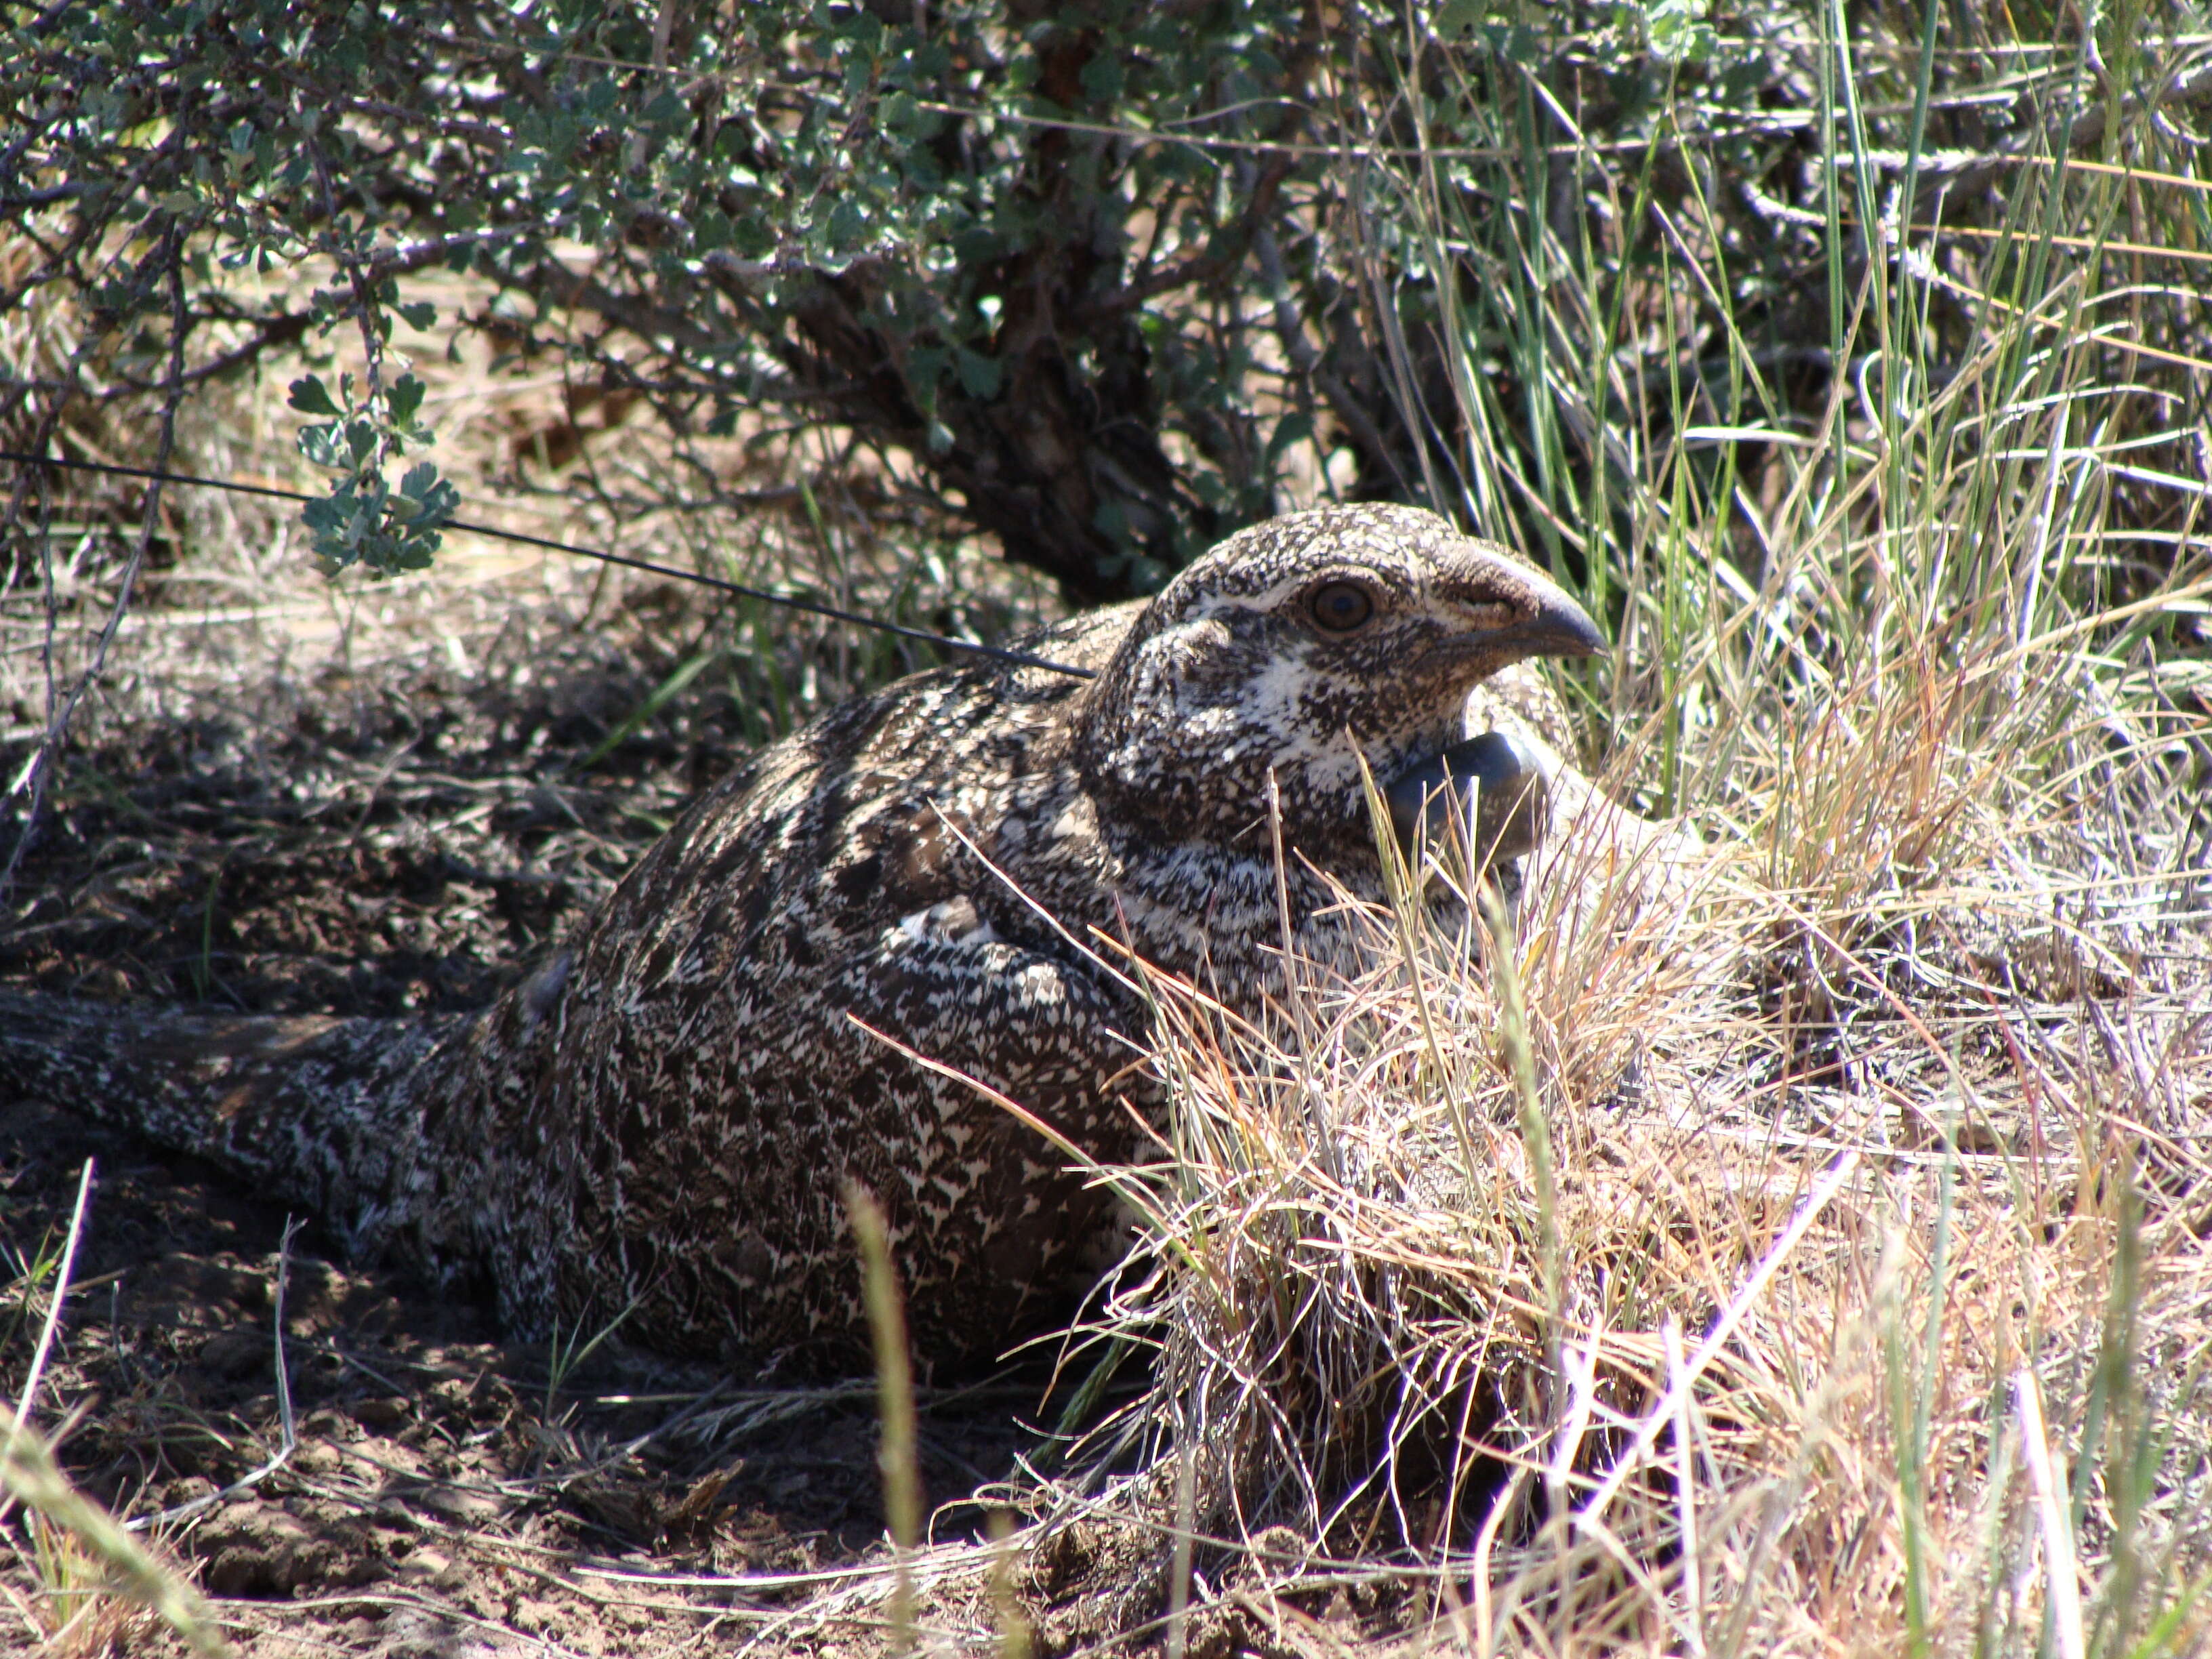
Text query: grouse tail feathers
0 991 480 1268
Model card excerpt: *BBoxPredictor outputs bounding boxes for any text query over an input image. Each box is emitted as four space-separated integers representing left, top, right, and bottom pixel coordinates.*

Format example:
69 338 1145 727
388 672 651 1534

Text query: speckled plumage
0 505 1602 1374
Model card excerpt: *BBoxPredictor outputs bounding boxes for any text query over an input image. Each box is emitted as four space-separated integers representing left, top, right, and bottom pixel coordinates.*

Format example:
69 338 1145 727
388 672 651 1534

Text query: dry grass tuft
1 1171 225 1658
1006 575 2212 1654
2 1421 215 1658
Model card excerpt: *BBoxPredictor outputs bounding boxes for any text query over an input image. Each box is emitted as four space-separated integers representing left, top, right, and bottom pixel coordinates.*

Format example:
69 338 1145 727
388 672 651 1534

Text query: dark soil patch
2 1092 1053 1655
2 609 728 1013
0 572 1069 1656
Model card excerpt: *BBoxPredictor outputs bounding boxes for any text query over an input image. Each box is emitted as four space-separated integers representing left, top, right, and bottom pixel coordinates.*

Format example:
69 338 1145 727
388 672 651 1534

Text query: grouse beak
1512 587 1606 661
1422 577 1606 678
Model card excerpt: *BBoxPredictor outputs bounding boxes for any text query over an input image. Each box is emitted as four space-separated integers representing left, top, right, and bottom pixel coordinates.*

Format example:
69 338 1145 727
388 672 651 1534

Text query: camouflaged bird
0 504 1602 1374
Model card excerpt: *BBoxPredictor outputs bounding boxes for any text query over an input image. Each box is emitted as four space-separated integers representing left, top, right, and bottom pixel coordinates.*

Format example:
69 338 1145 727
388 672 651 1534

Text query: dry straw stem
3 1399 226 1658
846 1180 923 1656
1 1418 226 1658
124 1218 302 1538
2 1157 94 1500
1024 563 2211 1656
0 1156 226 1656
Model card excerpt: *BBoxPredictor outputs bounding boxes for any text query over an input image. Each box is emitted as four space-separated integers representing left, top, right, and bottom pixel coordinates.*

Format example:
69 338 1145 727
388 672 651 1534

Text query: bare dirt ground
0 407 1140 1654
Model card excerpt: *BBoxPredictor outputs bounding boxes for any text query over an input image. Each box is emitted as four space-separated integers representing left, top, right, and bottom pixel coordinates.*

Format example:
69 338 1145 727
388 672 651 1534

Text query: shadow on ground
0 567 1077 1656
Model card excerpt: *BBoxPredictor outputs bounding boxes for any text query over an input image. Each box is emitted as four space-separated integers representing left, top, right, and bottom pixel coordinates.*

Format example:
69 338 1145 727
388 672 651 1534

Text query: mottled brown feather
0 504 1602 1374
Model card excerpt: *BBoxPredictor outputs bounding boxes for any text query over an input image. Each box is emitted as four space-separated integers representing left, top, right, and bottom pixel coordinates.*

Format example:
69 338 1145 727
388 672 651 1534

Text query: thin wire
447 37 2121 161
0 451 1097 680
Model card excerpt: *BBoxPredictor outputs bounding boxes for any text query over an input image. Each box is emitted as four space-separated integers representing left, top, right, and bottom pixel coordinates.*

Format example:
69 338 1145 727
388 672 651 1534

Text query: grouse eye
1307 579 1375 633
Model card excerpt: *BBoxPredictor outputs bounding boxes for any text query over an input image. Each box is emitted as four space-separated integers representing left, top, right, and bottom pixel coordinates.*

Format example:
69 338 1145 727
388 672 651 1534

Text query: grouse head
1073 504 1603 853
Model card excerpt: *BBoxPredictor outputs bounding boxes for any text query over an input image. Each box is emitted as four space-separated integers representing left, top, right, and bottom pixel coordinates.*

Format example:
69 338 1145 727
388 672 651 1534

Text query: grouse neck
1069 612 1467 856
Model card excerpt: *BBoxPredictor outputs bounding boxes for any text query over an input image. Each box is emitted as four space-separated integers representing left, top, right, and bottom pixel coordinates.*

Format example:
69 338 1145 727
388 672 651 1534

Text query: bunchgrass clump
991 13 2212 1644
1046 685 2207 1652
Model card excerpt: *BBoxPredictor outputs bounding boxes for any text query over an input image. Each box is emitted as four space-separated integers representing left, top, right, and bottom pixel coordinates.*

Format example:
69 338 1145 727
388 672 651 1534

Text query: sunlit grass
1015 7 2212 1653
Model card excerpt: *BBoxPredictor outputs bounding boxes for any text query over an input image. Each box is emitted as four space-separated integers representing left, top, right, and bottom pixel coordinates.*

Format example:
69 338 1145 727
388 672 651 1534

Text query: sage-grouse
0 504 1602 1373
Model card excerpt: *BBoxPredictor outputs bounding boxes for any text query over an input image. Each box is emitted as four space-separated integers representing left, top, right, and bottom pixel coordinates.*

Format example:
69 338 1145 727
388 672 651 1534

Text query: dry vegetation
6 11 2212 1659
